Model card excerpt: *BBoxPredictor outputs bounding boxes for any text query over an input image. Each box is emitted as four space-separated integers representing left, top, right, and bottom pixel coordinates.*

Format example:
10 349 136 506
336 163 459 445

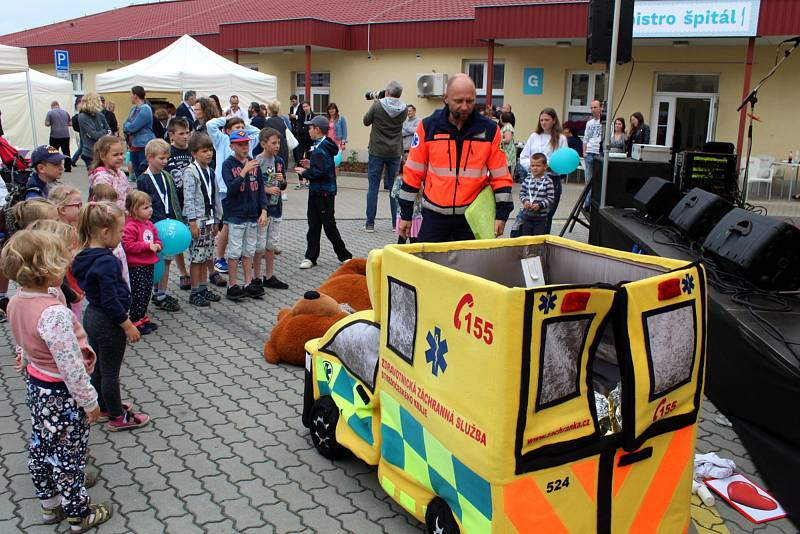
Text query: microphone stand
737 39 799 205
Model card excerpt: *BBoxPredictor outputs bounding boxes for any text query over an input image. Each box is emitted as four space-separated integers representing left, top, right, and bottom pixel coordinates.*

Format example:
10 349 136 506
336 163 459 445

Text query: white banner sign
633 0 761 38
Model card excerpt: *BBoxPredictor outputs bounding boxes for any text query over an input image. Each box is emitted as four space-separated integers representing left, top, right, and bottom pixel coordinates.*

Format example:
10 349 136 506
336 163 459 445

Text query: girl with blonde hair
1 229 113 531
72 202 150 432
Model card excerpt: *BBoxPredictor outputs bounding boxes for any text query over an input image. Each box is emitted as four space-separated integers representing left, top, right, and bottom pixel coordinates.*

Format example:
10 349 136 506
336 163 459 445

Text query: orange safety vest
400 107 513 217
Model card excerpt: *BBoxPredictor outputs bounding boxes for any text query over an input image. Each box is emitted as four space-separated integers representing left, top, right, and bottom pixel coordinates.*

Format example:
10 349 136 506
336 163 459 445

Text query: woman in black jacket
626 111 651 155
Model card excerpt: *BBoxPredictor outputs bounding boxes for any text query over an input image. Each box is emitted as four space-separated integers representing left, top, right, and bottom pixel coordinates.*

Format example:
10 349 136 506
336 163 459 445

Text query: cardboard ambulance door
315 319 382 460
616 264 706 450
516 286 617 473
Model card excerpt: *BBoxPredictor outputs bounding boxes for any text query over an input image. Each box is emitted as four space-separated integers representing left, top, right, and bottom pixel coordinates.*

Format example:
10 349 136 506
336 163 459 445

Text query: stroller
0 135 31 187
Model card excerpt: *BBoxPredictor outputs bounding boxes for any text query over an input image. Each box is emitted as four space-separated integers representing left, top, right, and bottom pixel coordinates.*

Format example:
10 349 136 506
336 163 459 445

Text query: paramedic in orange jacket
398 74 514 243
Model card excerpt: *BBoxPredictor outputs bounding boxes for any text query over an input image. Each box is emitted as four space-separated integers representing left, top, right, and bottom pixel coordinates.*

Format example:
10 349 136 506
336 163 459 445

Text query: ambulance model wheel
425 497 460 534
309 396 346 459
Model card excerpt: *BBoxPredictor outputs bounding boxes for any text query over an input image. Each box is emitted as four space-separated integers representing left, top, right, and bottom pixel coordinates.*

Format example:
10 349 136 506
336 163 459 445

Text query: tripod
737 38 800 204
559 175 593 237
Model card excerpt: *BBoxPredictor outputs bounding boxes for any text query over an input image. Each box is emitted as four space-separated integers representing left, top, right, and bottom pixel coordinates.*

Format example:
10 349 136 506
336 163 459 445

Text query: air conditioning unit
416 73 447 97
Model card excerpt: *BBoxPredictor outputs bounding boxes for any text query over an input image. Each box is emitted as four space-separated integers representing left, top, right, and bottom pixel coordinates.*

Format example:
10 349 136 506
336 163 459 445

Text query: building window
295 71 331 113
565 71 606 126
70 71 84 96
463 60 505 109
295 72 330 88
656 74 718 94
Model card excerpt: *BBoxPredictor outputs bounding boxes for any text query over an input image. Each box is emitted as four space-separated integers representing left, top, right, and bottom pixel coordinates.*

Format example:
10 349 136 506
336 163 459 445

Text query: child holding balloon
122 191 162 334
136 139 183 312
72 201 150 432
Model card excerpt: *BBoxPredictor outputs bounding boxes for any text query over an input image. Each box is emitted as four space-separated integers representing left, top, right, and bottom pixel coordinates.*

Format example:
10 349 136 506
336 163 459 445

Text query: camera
365 90 386 100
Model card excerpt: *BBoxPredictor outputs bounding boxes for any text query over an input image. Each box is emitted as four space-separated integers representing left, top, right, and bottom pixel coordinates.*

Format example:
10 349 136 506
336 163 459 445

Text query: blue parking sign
54 50 69 72
523 68 544 95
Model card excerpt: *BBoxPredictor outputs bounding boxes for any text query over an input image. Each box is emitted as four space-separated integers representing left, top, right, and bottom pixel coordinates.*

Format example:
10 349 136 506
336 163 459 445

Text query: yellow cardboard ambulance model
302 235 706 534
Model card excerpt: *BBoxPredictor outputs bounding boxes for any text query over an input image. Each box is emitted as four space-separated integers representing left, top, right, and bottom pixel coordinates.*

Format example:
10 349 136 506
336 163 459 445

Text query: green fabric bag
465 186 496 240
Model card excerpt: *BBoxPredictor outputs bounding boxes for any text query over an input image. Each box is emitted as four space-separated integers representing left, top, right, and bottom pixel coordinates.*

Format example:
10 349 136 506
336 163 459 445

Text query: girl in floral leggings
1 229 112 532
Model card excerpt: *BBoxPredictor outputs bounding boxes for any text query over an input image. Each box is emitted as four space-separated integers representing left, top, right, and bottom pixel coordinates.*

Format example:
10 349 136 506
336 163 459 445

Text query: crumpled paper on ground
694 452 736 481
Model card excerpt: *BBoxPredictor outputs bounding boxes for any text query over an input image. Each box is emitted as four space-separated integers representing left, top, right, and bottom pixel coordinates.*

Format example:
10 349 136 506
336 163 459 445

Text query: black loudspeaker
633 177 682 221
591 158 673 208
703 208 800 290
668 188 732 241
586 0 634 65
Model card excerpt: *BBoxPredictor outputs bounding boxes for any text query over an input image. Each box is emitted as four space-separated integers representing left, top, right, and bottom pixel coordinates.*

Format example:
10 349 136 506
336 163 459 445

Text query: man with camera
398 74 513 243
362 81 407 233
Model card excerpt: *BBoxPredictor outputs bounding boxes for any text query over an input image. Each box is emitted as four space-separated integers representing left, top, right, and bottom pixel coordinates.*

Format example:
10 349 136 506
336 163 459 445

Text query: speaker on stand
586 0 635 65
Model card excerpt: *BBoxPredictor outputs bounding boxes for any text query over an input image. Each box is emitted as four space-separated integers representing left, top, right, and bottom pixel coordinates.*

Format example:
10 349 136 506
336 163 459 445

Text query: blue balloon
334 152 342 167
154 219 192 256
152 257 165 283
549 147 580 175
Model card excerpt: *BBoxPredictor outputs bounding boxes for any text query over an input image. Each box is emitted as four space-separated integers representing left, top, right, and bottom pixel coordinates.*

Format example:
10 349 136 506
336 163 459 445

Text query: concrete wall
32 42 800 162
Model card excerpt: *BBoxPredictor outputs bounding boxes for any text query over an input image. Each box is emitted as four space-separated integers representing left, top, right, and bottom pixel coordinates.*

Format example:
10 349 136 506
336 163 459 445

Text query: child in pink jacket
121 191 162 335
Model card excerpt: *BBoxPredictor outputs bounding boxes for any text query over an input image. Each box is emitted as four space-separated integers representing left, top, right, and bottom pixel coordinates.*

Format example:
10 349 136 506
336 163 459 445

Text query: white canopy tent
0 44 40 147
0 44 29 74
96 35 277 107
0 69 74 149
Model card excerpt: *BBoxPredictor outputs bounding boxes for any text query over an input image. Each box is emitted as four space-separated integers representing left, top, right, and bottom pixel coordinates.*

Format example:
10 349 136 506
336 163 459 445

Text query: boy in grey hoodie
363 81 408 232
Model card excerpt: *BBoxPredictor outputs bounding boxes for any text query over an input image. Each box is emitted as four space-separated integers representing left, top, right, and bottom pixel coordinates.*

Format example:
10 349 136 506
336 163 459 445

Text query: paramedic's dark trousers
417 210 475 243
305 192 352 263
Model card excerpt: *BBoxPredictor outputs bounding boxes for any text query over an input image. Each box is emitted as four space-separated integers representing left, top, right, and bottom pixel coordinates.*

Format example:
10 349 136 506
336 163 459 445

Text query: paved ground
0 166 795 533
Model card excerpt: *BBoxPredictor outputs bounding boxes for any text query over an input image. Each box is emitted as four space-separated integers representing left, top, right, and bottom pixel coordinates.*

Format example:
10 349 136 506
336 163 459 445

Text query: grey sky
0 0 163 37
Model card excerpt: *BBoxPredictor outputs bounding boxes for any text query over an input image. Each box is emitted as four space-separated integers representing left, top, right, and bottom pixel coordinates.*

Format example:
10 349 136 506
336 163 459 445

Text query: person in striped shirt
516 152 554 236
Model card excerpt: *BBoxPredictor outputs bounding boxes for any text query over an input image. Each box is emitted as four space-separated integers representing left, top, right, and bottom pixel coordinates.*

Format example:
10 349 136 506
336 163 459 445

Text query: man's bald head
444 73 477 126
446 73 476 95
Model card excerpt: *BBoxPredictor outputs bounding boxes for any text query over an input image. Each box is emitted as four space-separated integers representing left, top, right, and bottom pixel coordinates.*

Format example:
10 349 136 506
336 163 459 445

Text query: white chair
744 155 774 199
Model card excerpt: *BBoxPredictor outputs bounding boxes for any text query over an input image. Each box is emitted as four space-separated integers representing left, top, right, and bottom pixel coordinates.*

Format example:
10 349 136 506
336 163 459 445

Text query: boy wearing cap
25 145 65 199
295 116 352 269
221 130 268 301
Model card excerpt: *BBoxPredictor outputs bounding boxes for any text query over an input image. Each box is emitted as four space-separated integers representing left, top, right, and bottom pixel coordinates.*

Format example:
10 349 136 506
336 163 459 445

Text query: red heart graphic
727 481 778 511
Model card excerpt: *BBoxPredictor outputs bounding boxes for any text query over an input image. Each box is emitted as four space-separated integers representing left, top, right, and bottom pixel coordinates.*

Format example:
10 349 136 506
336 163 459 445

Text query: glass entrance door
651 95 716 150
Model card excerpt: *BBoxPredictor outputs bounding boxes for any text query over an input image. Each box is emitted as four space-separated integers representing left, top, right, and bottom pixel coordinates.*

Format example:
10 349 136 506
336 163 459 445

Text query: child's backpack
0 182 43 244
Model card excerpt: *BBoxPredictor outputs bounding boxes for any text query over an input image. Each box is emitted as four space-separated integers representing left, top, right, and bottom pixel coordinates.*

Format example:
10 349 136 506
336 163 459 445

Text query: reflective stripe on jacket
399 106 513 220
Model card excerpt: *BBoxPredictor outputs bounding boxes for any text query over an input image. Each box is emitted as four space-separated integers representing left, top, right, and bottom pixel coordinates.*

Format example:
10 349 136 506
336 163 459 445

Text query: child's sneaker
201 288 221 302
214 258 229 273
299 259 314 269
97 401 135 423
107 409 149 432
245 282 265 298
262 276 289 289
226 285 246 301
67 502 113 532
153 294 181 312
179 276 191 291
209 272 227 287
189 292 210 307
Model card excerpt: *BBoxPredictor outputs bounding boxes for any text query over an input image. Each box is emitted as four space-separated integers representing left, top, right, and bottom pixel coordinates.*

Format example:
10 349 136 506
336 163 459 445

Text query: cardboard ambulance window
321 321 381 390
387 277 417 365
538 317 592 408
643 302 696 399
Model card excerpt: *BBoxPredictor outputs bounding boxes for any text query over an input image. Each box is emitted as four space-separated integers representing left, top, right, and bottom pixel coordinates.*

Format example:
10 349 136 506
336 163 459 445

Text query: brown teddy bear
316 258 372 312
263 291 350 366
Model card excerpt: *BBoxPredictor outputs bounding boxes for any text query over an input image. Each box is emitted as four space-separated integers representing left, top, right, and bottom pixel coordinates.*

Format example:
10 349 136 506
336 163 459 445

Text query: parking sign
54 50 69 72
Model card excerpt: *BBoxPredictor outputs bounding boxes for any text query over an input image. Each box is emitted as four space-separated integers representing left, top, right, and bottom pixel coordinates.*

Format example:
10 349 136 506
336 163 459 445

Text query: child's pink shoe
97 401 133 423
107 409 150 432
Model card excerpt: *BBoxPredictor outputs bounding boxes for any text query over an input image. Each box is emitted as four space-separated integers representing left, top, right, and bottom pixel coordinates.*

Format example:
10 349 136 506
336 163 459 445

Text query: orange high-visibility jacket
399 107 513 220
